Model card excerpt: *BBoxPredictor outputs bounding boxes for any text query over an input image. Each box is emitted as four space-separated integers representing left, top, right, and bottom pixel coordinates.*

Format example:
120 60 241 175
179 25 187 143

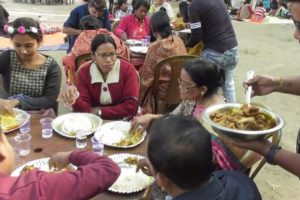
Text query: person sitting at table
62 15 130 84
0 129 120 199
134 58 260 171
63 0 111 53
172 1 189 31
60 34 139 120
153 0 174 19
138 115 261 200
113 0 130 19
0 17 61 114
139 10 187 114
114 0 151 41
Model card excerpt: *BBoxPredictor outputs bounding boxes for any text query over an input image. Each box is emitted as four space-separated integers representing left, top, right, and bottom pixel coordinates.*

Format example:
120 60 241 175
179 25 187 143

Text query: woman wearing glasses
134 59 260 170
61 34 139 120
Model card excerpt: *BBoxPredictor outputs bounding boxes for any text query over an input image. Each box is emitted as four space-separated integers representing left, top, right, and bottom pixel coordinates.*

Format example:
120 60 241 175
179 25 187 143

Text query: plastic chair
152 55 197 114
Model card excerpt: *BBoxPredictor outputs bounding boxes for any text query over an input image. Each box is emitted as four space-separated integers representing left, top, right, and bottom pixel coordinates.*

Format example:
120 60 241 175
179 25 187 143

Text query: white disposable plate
178 29 191 33
1 108 29 133
108 153 153 193
94 121 146 148
126 39 142 46
130 46 148 54
11 157 76 176
52 113 102 138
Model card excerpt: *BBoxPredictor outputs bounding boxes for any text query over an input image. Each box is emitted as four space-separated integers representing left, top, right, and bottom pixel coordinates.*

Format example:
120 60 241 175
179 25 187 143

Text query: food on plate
20 165 38 173
113 128 143 147
210 104 276 131
20 164 73 174
62 115 92 136
124 157 139 165
0 113 19 131
109 167 153 192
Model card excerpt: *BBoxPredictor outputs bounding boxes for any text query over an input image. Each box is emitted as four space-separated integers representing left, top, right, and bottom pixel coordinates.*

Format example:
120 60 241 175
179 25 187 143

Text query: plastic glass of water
76 130 87 149
14 133 31 157
144 35 151 46
142 38 148 47
18 114 31 134
91 136 104 155
39 118 53 138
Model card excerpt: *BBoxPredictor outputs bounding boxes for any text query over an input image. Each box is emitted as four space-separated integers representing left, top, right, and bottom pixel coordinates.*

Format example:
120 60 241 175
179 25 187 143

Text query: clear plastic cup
91 136 104 155
18 114 31 134
145 35 151 46
142 38 148 47
14 133 31 157
76 130 87 149
40 118 53 138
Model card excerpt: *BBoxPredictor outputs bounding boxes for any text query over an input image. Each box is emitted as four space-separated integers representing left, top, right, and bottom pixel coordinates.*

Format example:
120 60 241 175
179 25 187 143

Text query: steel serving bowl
202 103 285 140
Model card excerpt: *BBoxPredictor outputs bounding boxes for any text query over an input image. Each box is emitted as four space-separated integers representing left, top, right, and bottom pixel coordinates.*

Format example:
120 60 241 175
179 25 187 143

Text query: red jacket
73 59 139 119
0 151 120 200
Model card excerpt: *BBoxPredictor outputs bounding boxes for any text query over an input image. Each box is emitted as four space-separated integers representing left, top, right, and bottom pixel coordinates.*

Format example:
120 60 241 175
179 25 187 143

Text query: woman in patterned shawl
139 10 187 114
0 17 61 113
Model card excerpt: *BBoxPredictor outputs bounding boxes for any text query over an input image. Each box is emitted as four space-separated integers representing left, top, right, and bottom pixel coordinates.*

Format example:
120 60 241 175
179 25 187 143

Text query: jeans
202 47 239 103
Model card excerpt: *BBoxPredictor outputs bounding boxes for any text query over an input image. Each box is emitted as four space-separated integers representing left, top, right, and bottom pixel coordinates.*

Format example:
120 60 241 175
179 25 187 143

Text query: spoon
245 71 255 106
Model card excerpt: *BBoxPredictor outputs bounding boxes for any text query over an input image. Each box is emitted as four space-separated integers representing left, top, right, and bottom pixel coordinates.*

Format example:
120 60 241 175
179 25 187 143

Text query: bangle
265 144 282 165
276 77 284 92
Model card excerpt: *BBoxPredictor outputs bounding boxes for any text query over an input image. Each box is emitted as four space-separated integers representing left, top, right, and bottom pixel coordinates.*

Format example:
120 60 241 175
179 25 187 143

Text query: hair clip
3 25 39 34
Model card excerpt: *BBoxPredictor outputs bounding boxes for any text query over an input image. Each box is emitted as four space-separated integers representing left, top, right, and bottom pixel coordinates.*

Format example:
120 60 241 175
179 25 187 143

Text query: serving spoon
245 71 255 106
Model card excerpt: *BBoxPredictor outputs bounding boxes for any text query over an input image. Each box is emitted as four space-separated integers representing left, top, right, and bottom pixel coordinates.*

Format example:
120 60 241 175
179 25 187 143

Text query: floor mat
0 32 68 51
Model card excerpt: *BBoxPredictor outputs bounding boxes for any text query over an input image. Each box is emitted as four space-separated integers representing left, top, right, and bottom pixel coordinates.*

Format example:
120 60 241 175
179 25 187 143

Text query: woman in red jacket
61 34 139 120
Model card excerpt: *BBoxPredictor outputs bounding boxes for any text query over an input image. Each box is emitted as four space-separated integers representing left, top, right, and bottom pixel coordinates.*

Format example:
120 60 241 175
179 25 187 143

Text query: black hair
79 15 102 30
148 115 213 189
91 34 117 54
258 1 264 6
117 0 127 7
183 58 224 99
150 11 172 39
159 6 167 12
9 17 43 42
179 1 189 23
90 0 107 11
133 0 150 11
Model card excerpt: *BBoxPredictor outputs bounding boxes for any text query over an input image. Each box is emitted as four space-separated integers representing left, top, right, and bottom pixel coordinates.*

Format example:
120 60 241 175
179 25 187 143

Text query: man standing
63 0 111 52
187 0 238 103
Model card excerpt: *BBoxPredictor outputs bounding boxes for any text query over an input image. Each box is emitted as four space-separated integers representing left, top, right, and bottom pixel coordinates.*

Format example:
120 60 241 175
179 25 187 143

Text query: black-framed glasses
97 52 117 60
178 79 197 90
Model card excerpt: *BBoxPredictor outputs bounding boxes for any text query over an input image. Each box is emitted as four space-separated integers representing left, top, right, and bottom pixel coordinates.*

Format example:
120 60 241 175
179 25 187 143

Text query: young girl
0 17 61 113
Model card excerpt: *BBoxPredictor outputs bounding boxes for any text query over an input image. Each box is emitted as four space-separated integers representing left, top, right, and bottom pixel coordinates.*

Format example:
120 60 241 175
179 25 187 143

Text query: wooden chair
249 131 282 179
67 53 92 85
152 55 197 114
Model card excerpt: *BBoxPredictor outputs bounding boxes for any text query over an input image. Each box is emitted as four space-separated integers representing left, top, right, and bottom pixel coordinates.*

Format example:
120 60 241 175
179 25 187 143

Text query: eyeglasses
97 52 117 60
178 79 197 90
293 18 300 31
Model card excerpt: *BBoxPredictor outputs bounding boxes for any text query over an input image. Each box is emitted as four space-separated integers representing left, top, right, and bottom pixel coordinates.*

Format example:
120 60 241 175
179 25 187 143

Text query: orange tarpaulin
0 32 66 49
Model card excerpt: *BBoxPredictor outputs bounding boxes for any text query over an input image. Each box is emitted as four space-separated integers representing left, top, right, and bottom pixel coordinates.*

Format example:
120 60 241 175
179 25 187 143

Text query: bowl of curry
202 103 285 140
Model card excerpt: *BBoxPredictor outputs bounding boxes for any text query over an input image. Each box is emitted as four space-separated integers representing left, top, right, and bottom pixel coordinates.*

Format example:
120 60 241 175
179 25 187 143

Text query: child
140 115 262 200
0 130 120 199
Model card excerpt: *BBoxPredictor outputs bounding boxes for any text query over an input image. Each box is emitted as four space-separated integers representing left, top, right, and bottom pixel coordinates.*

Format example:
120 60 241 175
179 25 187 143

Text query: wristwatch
265 144 282 165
